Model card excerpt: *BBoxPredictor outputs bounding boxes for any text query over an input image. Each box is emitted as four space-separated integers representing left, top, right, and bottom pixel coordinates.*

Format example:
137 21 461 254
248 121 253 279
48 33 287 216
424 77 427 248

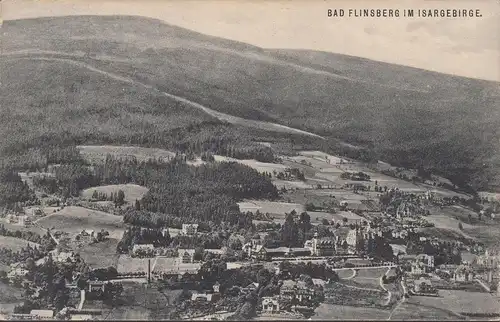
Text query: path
379 267 392 306
77 290 85 310
2 51 324 139
475 278 491 292
345 269 357 280
387 280 407 320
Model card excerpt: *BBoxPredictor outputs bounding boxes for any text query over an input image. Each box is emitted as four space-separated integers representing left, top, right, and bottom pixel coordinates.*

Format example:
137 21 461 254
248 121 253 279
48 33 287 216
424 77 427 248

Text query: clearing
0 236 40 252
213 155 288 174
82 184 149 204
237 201 304 215
35 206 125 239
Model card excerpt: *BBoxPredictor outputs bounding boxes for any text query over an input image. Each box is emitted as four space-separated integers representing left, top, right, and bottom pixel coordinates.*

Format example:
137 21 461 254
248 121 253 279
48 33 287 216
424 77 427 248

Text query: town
1 146 499 320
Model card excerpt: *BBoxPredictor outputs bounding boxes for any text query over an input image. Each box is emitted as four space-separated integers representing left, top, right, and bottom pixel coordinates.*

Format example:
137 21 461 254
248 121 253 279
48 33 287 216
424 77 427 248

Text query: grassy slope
2 15 500 190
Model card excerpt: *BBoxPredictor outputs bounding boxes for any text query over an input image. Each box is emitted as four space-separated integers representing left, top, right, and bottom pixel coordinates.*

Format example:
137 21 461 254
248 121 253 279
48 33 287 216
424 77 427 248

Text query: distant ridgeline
1 15 500 192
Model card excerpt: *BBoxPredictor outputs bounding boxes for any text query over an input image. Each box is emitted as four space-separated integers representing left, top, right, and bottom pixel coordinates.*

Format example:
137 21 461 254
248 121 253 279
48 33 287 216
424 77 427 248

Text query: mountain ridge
2 15 499 191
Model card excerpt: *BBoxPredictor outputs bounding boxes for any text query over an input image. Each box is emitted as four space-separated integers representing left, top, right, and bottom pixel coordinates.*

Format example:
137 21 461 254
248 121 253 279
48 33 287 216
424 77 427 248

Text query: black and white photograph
0 0 499 320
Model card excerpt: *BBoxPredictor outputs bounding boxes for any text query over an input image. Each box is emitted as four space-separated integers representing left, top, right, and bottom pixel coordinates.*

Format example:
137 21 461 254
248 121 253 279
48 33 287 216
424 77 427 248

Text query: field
213 155 288 174
0 282 23 303
0 236 40 252
390 300 463 320
411 290 500 315
35 206 125 239
237 201 304 215
87 283 182 320
313 303 389 320
76 238 121 269
82 184 149 204
116 255 150 273
151 257 177 273
78 145 176 163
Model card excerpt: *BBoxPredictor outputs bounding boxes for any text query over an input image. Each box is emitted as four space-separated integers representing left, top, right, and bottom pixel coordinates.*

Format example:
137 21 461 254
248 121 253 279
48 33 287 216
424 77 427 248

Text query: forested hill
2 15 500 191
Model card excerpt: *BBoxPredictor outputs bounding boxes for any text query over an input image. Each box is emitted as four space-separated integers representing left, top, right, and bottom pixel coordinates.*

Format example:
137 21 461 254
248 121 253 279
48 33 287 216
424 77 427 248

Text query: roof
281 280 308 289
132 244 154 250
191 293 213 301
264 247 290 254
415 277 432 286
205 248 224 254
179 249 196 255
30 310 54 318
182 223 199 228
317 239 335 246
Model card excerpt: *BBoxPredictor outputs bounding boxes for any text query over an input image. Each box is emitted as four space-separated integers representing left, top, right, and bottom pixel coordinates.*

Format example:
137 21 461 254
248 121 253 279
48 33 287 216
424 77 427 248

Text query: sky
2 0 499 81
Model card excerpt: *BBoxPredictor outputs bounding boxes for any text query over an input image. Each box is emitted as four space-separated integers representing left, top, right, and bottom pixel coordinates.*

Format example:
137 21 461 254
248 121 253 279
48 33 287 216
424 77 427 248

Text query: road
379 267 392 306
387 280 407 320
77 290 85 310
2 51 324 140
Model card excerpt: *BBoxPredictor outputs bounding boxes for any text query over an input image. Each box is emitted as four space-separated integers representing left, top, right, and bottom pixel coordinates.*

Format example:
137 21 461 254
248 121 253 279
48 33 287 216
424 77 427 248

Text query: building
132 244 155 257
261 297 280 313
414 278 436 294
280 280 315 303
477 249 499 268
410 262 425 275
346 229 360 248
416 254 435 269
178 249 196 263
304 233 336 256
29 310 54 320
252 246 311 260
88 281 106 294
191 291 220 302
181 224 199 235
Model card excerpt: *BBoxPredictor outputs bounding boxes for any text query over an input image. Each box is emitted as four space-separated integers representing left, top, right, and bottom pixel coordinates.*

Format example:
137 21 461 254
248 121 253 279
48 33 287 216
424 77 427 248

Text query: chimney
148 259 151 284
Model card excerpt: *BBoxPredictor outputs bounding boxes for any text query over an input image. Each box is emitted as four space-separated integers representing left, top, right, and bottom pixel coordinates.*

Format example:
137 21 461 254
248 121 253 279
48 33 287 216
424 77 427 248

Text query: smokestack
148 259 151 284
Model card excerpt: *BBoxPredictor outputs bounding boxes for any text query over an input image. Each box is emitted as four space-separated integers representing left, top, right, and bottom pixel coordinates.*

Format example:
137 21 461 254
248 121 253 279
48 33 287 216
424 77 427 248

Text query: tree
134 199 141 211
458 222 463 231
115 190 125 207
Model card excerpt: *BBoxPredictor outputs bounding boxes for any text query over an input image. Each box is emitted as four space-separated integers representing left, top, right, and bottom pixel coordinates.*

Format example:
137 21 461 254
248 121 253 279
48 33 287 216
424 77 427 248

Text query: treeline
0 224 44 244
116 226 172 254
0 169 37 208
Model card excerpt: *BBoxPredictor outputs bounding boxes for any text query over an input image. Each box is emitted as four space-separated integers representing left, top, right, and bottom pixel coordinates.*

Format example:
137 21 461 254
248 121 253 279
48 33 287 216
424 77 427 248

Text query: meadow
82 184 149 204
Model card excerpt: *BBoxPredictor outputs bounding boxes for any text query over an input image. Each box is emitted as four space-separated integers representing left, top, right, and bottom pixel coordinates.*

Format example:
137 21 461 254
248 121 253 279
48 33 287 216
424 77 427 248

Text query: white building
182 224 199 235
261 297 280 313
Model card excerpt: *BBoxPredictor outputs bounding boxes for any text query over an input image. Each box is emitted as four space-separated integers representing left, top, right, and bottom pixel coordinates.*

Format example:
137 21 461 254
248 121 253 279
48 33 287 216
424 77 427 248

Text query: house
29 310 54 320
261 297 280 313
132 244 155 257
178 249 196 263
191 292 220 302
410 262 425 275
414 278 436 294
252 246 311 260
81 230 95 237
181 224 198 235
88 281 106 294
8 263 29 280
280 280 315 303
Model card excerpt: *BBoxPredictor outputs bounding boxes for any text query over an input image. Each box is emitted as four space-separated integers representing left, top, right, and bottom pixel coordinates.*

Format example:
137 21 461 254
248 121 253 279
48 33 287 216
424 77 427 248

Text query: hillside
1 15 499 191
